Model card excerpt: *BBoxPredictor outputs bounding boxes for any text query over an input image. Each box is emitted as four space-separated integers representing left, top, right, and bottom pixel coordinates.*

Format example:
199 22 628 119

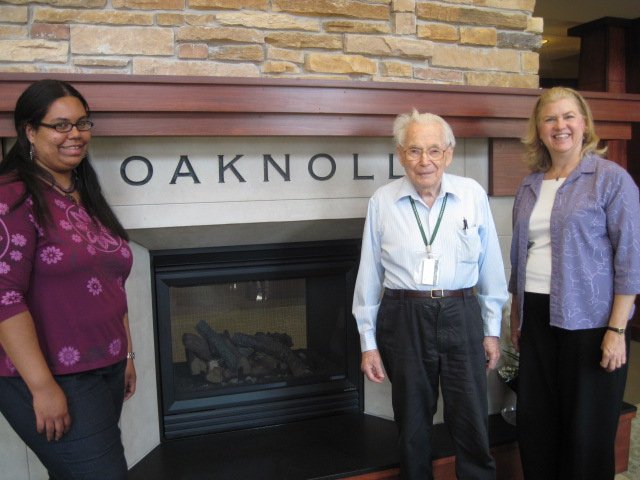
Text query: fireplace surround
152 240 363 439
1 74 639 475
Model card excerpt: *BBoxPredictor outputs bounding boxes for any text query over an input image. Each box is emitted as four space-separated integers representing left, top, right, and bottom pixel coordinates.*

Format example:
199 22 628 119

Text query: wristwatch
606 326 625 335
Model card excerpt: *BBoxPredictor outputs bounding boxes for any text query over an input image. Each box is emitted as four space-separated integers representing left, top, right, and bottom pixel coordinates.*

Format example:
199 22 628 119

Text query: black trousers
376 292 495 480
517 292 629 480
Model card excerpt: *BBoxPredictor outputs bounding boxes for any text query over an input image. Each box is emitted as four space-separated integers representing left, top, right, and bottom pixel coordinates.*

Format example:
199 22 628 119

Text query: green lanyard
409 193 448 254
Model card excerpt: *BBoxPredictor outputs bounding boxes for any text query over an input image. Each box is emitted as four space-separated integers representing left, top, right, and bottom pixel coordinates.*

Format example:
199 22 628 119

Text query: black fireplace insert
152 240 363 439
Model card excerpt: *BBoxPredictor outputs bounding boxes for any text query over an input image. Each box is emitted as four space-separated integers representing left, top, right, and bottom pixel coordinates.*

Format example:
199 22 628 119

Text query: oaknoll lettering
120 153 403 186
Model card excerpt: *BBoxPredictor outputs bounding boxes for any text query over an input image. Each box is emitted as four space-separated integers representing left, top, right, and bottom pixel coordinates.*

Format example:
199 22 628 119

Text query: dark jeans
0 360 128 480
517 292 628 480
376 292 495 480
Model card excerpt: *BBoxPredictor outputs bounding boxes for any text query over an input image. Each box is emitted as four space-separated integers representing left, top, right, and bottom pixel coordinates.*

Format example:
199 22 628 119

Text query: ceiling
534 0 639 80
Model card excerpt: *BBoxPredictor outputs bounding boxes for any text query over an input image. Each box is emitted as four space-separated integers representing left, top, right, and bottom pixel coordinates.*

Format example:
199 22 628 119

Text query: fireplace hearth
152 240 363 439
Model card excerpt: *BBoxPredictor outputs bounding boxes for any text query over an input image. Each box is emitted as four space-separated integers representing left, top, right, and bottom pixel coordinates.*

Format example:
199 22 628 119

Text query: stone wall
0 0 541 87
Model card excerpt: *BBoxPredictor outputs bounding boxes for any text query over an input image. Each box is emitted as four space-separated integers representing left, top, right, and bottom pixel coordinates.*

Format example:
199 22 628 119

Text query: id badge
420 253 439 286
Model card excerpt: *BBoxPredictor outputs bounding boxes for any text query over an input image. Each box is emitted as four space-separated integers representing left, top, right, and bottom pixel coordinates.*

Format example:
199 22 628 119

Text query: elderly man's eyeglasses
404 146 449 162
38 119 94 133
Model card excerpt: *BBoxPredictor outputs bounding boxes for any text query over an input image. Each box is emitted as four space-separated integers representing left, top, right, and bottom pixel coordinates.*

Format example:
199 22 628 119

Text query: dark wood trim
1 73 639 138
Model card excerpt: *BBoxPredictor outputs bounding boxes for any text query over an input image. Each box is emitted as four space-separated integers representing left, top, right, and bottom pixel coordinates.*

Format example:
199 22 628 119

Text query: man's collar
394 174 455 204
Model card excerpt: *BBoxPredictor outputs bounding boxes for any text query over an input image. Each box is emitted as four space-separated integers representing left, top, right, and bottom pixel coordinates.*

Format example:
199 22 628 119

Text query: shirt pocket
456 226 481 263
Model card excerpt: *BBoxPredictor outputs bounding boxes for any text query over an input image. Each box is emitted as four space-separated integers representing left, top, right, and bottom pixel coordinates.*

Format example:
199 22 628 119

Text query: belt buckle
430 289 444 298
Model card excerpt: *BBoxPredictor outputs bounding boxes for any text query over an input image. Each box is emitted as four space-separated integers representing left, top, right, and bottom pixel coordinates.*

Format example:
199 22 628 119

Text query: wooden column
568 17 632 93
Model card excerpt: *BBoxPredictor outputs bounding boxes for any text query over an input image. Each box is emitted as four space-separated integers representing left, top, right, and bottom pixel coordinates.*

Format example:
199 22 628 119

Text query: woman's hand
124 358 137 401
32 379 71 441
600 295 634 372
600 331 627 372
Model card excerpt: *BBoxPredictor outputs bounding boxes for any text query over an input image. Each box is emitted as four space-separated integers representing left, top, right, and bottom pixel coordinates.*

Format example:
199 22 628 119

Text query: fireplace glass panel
170 278 346 400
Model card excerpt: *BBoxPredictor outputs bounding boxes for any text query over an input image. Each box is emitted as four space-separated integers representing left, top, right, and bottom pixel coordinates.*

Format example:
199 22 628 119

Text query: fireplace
152 240 363 439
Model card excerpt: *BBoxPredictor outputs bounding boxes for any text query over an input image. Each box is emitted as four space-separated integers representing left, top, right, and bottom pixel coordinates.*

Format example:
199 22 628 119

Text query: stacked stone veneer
0 0 541 87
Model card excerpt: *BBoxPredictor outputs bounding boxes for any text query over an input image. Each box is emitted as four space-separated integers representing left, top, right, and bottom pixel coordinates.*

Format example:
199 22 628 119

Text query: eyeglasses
403 146 449 162
38 119 94 133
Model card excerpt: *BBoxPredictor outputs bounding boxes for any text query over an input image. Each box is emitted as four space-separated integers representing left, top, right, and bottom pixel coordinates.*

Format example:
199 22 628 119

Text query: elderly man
352 110 508 479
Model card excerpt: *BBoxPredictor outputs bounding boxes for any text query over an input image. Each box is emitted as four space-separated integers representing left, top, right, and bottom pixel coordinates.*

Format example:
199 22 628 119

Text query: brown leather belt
384 287 476 299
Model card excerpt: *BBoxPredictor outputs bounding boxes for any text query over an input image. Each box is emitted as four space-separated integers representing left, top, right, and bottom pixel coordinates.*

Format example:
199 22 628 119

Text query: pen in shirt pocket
463 217 468 234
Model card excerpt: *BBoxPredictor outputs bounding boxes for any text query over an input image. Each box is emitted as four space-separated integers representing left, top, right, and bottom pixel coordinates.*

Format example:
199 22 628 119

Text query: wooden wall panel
489 139 529 197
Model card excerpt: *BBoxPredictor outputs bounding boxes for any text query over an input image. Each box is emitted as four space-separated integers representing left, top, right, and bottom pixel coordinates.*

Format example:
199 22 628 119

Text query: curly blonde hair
522 87 606 172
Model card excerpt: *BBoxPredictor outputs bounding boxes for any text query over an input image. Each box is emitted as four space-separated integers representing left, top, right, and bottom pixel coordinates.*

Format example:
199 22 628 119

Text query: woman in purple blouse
509 87 640 479
0 80 135 479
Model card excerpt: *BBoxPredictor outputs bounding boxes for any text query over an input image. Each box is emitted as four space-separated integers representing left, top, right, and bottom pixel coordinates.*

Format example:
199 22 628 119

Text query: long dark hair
0 79 128 241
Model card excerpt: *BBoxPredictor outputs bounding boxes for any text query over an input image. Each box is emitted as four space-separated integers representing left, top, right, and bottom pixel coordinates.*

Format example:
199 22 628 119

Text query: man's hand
483 336 501 371
361 349 385 383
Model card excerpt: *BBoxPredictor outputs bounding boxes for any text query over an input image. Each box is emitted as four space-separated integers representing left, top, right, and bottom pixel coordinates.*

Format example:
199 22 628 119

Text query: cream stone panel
323 20 390 34
265 32 342 49
119 241 160 469
132 57 260 76
34 8 154 25
272 0 390 20
189 0 269 10
306 52 377 74
466 70 538 88
0 5 28 23
432 44 520 72
177 25 264 43
0 39 67 62
345 34 433 59
216 12 320 31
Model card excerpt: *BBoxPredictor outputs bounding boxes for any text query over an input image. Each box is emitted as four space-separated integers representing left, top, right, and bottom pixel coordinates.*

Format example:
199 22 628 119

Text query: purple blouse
509 154 640 330
0 176 132 376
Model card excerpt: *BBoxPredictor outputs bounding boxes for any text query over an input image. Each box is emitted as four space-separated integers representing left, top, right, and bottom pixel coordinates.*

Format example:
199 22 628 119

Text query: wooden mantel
1 73 639 140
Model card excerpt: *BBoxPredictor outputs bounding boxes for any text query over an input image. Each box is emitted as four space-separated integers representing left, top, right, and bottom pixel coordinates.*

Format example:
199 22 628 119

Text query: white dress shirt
352 174 509 352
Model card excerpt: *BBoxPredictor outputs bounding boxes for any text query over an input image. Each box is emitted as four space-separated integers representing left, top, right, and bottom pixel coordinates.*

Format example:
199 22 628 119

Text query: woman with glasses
509 87 640 479
0 79 135 479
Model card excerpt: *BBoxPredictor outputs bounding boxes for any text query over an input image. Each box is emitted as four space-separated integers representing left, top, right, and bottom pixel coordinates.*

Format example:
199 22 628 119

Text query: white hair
392 109 456 148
